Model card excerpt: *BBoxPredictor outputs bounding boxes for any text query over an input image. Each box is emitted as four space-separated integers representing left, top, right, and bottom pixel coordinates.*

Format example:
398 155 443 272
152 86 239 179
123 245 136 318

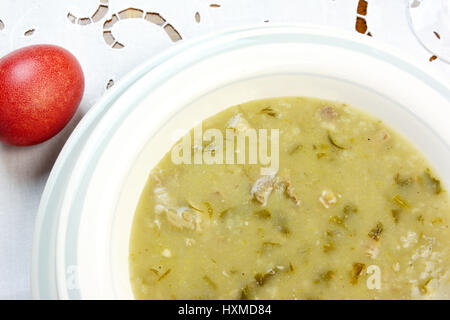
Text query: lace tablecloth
0 0 449 299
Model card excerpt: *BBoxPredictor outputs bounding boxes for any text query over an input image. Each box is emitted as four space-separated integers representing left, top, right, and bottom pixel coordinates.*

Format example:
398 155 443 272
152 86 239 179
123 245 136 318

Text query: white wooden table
0 0 448 299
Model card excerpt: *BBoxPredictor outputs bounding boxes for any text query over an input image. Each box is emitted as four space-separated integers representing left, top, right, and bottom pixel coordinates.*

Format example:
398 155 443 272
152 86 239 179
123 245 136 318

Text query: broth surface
130 97 450 299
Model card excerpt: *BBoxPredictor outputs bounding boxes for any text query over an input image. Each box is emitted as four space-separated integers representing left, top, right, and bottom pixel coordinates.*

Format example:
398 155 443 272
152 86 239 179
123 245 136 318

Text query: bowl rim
32 24 450 300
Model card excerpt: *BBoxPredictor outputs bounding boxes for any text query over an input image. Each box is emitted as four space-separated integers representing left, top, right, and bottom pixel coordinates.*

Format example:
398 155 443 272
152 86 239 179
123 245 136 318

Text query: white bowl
32 25 450 299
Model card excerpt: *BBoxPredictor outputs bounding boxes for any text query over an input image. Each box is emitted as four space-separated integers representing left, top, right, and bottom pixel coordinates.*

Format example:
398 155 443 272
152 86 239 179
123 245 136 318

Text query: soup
129 97 450 299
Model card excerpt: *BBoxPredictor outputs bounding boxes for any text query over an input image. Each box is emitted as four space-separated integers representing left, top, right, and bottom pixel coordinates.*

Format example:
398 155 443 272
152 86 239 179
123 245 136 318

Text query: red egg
0 45 84 146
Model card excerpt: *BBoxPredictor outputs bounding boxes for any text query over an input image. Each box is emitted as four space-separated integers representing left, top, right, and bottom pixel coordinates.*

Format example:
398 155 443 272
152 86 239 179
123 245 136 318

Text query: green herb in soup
129 97 450 300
